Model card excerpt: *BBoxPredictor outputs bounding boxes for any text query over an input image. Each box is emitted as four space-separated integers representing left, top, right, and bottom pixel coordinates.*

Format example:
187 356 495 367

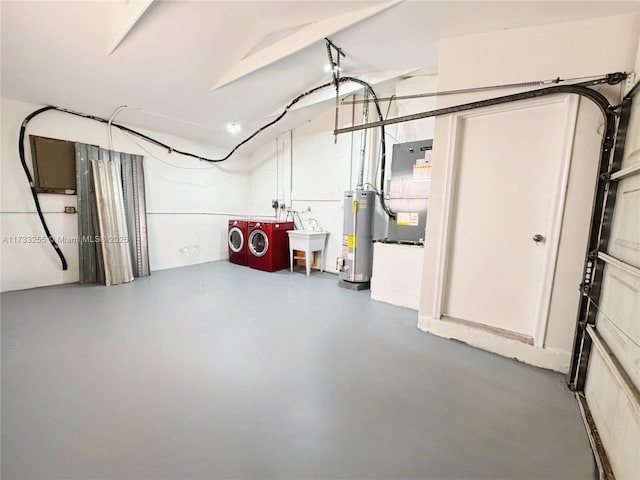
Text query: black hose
18 105 68 270
21 73 624 270
18 76 392 270
340 77 394 219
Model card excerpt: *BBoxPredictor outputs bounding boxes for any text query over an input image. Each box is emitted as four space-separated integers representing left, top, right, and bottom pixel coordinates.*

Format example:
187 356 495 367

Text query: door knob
532 234 545 243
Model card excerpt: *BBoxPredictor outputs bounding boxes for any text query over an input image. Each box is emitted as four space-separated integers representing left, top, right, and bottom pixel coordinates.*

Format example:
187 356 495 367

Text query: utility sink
287 230 329 276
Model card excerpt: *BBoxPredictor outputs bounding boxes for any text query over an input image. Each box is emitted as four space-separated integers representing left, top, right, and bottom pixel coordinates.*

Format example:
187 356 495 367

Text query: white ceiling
2 1 639 154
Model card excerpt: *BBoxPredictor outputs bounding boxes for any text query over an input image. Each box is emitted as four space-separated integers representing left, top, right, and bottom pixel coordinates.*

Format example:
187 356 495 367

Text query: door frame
431 94 579 347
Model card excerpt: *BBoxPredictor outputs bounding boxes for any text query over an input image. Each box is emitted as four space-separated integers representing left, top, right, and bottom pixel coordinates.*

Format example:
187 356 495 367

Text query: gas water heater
338 189 375 290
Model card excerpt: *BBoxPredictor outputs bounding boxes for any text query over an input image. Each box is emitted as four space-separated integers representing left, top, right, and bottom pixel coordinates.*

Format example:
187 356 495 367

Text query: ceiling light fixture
226 121 241 134
324 63 343 74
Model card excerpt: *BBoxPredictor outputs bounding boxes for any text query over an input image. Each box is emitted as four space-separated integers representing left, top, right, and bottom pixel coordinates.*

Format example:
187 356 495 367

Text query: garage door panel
582 59 640 478
620 94 640 171
586 349 617 437
585 347 640 480
599 263 640 343
596 313 640 392
611 393 640 480
608 174 640 269
597 262 640 393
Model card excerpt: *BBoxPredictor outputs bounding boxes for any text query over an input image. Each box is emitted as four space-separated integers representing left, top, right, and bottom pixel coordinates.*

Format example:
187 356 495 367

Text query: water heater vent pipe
356 90 369 190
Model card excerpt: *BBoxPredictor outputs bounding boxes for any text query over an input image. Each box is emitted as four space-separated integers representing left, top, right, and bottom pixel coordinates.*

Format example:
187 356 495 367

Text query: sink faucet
307 218 320 231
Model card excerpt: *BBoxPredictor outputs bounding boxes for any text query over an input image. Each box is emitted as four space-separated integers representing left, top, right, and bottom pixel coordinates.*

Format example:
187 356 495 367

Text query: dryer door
228 227 244 253
249 229 269 257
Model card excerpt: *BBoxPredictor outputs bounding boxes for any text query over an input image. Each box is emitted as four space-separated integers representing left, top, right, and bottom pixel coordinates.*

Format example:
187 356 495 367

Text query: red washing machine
228 219 249 266
247 220 294 272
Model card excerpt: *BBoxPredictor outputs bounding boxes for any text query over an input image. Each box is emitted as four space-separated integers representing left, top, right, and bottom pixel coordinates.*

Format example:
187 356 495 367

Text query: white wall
393 75 437 143
249 78 437 278
249 105 356 273
371 243 424 309
418 12 640 372
0 97 251 292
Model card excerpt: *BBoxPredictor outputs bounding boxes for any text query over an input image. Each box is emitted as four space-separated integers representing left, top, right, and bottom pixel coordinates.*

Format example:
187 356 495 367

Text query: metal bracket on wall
333 73 626 135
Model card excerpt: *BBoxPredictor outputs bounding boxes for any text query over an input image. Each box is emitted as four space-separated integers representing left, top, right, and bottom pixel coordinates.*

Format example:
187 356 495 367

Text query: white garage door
573 75 640 478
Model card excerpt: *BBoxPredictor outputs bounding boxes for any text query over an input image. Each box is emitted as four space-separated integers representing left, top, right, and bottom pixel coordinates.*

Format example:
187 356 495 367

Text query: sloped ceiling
1 1 638 154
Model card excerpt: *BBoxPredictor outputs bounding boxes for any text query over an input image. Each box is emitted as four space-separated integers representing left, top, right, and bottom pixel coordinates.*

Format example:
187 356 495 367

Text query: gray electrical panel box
338 190 375 288
386 139 433 243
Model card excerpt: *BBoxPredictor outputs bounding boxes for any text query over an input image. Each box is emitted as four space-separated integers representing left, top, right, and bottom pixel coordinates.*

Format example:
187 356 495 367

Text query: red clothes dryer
247 220 294 272
228 219 249 266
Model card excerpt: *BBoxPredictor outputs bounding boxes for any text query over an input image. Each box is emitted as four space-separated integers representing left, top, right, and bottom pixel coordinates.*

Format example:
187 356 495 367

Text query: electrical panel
386 139 433 243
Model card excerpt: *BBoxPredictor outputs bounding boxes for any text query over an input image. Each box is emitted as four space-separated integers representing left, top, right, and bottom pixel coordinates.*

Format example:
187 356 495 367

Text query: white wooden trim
211 1 402 90
432 95 579 347
432 114 461 320
108 0 156 55
418 314 571 373
533 94 579 347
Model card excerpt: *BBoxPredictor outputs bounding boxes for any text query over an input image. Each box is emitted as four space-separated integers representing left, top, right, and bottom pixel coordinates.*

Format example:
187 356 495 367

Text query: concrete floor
2 261 595 479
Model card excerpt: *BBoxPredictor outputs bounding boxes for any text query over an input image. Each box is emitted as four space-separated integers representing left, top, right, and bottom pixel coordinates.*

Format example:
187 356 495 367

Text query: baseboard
442 314 534 345
418 314 571 373
370 292 419 311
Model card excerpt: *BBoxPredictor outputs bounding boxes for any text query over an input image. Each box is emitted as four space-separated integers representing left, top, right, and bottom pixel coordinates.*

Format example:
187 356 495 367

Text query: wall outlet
64 206 76 214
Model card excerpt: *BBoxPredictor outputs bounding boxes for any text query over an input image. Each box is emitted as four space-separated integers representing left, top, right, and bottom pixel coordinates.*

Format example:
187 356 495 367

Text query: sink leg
290 248 293 273
306 250 311 277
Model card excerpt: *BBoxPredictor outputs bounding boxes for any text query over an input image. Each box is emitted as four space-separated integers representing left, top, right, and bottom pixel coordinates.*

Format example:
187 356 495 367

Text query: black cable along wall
17 68 626 271
18 75 391 270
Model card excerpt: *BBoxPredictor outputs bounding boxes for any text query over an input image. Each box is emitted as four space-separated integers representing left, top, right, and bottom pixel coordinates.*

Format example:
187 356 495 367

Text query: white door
443 97 577 345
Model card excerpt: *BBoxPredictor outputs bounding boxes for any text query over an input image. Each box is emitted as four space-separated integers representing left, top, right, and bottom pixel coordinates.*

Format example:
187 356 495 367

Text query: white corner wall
371 242 424 310
249 79 437 281
418 12 640 372
0 97 251 292
249 106 357 273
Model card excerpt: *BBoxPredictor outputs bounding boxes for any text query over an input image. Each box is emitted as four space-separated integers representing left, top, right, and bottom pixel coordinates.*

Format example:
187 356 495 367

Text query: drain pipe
356 90 370 190
288 130 293 208
349 94 356 190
